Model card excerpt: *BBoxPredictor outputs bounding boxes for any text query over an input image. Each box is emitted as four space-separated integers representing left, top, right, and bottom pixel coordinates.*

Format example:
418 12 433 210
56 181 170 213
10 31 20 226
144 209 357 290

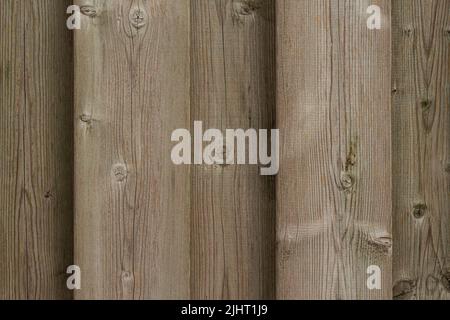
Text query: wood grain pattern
74 0 190 299
2 0 449 301
276 0 392 299
190 0 276 299
392 0 450 300
0 0 73 299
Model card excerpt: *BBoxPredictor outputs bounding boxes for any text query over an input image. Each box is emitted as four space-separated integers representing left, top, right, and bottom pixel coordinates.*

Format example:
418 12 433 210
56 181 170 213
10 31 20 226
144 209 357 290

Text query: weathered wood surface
276 0 392 299
0 0 73 299
74 0 190 299
190 0 276 299
392 0 450 300
1 0 450 301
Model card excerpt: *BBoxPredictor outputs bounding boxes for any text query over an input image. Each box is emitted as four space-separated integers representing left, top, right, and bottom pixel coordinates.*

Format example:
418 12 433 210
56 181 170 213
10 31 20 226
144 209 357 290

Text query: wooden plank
276 0 392 299
0 0 73 299
190 0 276 299
74 0 190 299
392 0 450 300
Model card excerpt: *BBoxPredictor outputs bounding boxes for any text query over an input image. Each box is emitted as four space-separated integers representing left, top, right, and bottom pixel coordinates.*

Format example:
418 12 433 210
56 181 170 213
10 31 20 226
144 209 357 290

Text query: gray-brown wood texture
276 0 392 299
190 0 276 299
1 0 449 300
74 0 190 299
392 0 450 300
0 0 73 299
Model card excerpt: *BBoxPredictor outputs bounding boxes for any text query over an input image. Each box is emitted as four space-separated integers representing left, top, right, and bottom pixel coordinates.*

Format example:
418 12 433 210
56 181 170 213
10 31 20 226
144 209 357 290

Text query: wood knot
421 99 432 111
420 99 435 133
218 145 232 167
445 163 450 173
129 8 147 29
121 271 134 281
393 279 416 300
112 164 128 182
426 275 439 293
279 246 293 263
207 145 232 168
232 0 261 24
441 270 450 292
234 1 259 15
80 5 98 18
340 171 355 191
368 235 392 255
345 147 357 170
413 203 427 219
403 25 414 37
44 191 53 199
80 113 92 123
445 27 450 38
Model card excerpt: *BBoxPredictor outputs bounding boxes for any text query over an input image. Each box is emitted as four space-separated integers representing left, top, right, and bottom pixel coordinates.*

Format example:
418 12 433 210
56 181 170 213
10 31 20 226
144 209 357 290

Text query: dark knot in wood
130 9 147 29
393 279 416 300
403 26 414 37
112 164 128 182
412 203 427 219
80 113 92 124
441 270 450 292
340 171 355 191
445 164 450 173
80 5 98 18
420 99 432 111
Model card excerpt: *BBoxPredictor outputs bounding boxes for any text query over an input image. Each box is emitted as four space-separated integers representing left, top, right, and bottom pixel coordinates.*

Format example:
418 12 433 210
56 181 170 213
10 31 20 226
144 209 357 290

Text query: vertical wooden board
392 0 450 300
0 0 73 299
276 0 392 299
190 0 276 299
74 0 190 299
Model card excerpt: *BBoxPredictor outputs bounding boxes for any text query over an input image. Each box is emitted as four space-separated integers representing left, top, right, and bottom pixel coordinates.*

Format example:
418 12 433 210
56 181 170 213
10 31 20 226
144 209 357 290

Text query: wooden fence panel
0 0 73 299
74 0 190 299
190 0 276 299
276 0 392 299
392 0 450 300
1 0 449 301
